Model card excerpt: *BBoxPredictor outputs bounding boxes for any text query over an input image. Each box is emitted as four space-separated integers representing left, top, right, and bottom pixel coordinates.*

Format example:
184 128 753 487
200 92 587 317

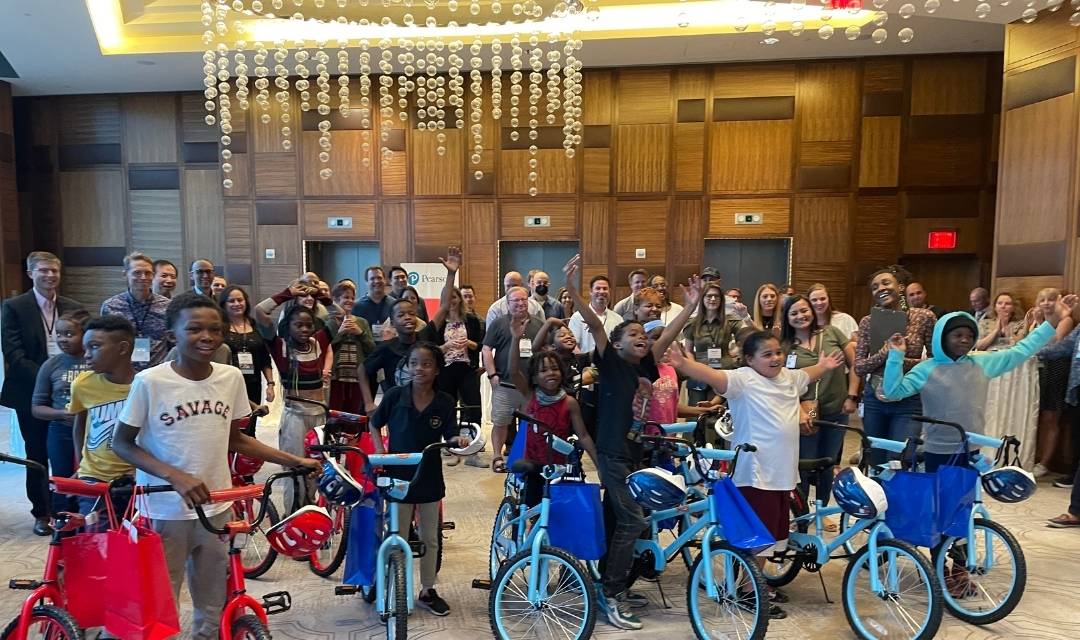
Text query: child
534 317 594 393
367 342 469 617
113 292 319 640
68 314 140 522
31 310 93 515
365 298 436 394
640 320 711 425
883 302 1071 471
563 254 699 631
668 330 844 618
507 316 598 507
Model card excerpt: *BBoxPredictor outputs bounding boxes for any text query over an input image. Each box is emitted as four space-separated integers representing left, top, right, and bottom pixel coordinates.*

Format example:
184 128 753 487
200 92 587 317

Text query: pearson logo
408 271 420 286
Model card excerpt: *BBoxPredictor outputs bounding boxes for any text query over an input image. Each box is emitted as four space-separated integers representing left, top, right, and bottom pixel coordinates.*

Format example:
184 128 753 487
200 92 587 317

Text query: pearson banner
402 263 458 317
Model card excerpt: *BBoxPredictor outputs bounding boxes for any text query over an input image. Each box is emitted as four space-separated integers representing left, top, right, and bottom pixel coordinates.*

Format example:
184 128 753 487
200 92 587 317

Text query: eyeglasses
192 269 215 275
704 294 722 300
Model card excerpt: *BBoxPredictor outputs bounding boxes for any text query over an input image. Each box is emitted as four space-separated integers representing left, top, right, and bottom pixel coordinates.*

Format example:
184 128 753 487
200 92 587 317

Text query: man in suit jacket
1 251 82 535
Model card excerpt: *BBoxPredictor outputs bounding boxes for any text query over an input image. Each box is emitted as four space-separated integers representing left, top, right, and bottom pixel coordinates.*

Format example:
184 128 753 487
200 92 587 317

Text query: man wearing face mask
529 271 561 318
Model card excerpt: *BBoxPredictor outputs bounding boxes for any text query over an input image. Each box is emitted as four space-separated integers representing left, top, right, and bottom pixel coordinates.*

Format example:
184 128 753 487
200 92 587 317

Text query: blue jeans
46 422 77 515
596 450 648 597
76 476 133 531
799 412 848 506
861 388 922 466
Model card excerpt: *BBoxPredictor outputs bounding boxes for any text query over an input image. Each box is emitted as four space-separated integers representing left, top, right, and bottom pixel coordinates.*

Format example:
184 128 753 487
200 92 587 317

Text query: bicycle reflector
833 467 888 519
265 505 334 557
626 467 687 511
981 466 1036 503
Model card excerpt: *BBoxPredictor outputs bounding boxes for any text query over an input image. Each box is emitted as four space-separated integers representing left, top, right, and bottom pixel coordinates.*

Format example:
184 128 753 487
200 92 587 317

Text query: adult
211 275 227 298
568 275 621 355
969 287 991 324
152 259 178 298
752 283 781 335
725 288 743 305
326 282 376 415
100 252 171 371
978 292 1039 467
976 292 1027 352
682 282 744 406
853 265 935 464
1035 297 1080 526
189 258 216 297
459 284 479 316
388 265 428 322
483 285 544 471
433 248 485 430
612 269 649 319
905 282 945 319
807 283 859 341
701 266 722 285
352 266 396 342
555 287 576 320
218 286 274 406
629 287 663 324
780 295 859 520
1 251 82 535
528 270 561 318
485 271 546 325
647 274 685 325
1028 288 1074 478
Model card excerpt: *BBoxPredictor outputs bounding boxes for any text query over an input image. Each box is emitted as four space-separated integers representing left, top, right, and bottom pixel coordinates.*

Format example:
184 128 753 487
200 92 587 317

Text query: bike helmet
317 457 366 507
303 425 327 460
981 466 1037 503
626 467 687 511
832 467 888 519
448 422 487 457
713 409 734 441
265 505 333 557
229 451 264 477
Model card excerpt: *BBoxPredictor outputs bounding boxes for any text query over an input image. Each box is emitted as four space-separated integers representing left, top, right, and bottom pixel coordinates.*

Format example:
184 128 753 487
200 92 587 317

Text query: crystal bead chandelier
200 0 586 195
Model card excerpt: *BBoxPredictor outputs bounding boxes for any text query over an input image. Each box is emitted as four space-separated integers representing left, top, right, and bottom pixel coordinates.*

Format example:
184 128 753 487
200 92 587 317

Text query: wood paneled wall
995 9 1080 307
10 55 999 313
0 81 19 297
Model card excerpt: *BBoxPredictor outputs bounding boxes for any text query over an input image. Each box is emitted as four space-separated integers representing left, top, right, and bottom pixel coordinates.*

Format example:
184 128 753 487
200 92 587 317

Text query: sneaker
1053 479 1075 489
417 589 450 616
621 590 649 608
1033 463 1049 478
602 593 643 630
465 454 487 468
735 592 788 620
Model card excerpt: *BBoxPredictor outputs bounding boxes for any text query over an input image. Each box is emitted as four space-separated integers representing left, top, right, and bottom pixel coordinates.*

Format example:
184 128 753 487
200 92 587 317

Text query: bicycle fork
375 503 415 617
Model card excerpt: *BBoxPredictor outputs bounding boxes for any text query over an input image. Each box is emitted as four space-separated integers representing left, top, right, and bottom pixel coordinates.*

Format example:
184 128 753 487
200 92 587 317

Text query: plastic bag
342 500 380 587
548 482 606 561
710 477 776 555
881 470 940 548
936 463 978 538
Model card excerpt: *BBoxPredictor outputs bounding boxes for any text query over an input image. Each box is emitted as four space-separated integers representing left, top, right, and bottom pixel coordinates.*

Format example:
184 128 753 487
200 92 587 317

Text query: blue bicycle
762 422 944 640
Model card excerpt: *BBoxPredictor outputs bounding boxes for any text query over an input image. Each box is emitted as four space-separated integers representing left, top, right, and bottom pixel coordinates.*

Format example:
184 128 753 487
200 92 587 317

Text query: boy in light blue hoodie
883 300 1072 471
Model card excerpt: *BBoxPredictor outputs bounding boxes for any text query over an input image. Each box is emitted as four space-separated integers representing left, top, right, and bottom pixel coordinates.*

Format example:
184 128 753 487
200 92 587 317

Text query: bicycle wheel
843 539 942 640
240 498 280 579
686 542 769 640
762 489 809 588
933 518 1025 625
490 546 597 640
386 549 409 640
0 605 82 640
230 614 271 640
309 503 351 578
490 496 519 580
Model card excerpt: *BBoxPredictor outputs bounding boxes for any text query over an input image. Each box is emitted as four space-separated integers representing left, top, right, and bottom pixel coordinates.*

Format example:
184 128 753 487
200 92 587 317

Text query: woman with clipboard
853 265 936 465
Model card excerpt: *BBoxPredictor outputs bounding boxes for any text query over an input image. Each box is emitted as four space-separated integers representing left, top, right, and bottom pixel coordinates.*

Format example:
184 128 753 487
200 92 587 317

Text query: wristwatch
847 394 859 403
266 381 275 386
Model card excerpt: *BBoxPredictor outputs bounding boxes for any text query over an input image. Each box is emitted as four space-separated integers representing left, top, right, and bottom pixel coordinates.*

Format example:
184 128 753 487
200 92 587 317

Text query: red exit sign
927 230 958 250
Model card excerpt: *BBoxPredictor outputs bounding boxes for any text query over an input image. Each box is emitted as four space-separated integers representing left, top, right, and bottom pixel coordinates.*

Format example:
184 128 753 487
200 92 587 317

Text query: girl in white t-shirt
668 330 843 612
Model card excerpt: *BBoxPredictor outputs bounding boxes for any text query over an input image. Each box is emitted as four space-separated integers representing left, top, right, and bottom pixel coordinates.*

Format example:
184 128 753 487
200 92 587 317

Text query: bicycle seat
510 459 541 475
798 457 835 472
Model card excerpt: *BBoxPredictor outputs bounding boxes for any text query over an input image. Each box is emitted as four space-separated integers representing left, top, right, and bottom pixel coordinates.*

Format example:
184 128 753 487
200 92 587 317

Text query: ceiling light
85 0 123 52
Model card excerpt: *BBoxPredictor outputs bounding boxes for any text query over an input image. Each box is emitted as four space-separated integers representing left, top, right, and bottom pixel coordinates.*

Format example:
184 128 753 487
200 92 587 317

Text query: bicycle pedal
335 585 360 596
441 521 456 531
471 578 491 591
261 591 292 615
408 540 427 558
8 579 41 590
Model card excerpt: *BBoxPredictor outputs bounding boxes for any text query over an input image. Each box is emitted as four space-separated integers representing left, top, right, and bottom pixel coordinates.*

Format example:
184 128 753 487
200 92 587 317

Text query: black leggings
438 361 482 424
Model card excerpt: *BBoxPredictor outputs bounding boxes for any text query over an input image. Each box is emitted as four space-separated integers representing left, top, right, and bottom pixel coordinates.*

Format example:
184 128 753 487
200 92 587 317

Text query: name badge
133 337 151 363
707 347 724 369
47 338 61 358
237 351 255 374
519 337 533 358
785 353 798 369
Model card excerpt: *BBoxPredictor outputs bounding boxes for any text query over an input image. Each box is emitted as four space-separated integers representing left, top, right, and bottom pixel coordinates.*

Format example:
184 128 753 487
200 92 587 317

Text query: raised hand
679 273 704 308
288 280 315 298
666 343 688 369
562 254 582 291
820 349 846 370
1050 294 1079 326
439 246 463 273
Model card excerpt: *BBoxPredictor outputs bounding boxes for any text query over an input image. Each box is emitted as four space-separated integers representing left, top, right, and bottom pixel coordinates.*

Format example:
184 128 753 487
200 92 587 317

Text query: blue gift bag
881 470 940 548
547 482 606 561
342 500 380 587
936 463 978 538
710 477 776 555
507 419 528 471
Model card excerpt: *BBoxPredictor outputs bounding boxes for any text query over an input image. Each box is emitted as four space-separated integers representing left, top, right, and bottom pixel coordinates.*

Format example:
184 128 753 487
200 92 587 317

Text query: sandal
492 457 507 473
1047 513 1080 528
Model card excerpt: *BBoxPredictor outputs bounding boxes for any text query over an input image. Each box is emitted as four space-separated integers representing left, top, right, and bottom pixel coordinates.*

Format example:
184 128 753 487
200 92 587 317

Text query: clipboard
868 307 908 354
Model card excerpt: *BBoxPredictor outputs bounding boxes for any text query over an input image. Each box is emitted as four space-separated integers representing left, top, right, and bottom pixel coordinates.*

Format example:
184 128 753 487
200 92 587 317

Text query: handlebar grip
329 410 366 423
659 422 696 435
867 436 908 454
141 484 176 495
739 443 757 453
967 431 1005 449
208 484 264 504
697 448 736 462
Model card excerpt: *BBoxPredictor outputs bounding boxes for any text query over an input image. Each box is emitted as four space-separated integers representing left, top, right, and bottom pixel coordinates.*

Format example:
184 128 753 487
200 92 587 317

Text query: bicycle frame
9 542 67 640
368 452 423 617
220 543 271 639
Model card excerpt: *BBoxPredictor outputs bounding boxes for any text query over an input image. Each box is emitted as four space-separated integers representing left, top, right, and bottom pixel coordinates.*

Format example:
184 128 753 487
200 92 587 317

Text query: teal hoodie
883 312 1054 455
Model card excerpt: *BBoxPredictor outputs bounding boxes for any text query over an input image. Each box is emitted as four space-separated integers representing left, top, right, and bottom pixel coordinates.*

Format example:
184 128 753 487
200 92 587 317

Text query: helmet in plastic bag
265 505 334 557
626 467 687 511
832 467 888 520
229 451 264 477
713 408 734 441
303 425 327 460
981 466 1036 504
317 457 366 507
449 422 486 456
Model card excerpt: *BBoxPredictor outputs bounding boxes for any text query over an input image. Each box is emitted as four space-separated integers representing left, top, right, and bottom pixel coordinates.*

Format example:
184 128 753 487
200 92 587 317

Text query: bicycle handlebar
512 410 582 458
191 467 311 535
0 452 47 474
285 395 329 412
912 415 1006 450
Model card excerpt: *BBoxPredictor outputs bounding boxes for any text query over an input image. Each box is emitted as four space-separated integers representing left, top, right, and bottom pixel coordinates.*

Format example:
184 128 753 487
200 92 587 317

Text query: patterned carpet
0 417 1078 639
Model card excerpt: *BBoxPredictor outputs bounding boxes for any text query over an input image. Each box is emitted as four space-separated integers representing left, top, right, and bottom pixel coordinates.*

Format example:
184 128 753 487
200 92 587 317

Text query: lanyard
41 302 57 337
126 291 152 337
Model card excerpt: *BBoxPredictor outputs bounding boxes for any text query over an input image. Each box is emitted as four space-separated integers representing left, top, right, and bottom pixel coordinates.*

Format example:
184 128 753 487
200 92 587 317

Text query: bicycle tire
761 487 810 588
490 496 519 580
241 498 280 579
230 614 271 640
386 549 409 640
842 538 943 640
933 518 1025 625
0 605 83 640
489 545 597 640
309 504 351 578
687 542 769 640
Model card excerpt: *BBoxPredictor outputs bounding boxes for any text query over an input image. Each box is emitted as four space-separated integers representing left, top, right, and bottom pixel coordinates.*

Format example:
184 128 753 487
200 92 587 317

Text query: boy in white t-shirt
668 330 843 617
113 292 319 639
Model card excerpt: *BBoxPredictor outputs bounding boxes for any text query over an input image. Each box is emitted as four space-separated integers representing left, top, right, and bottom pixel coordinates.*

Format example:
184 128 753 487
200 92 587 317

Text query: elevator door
498 242 580 293
703 239 791 296
305 242 381 296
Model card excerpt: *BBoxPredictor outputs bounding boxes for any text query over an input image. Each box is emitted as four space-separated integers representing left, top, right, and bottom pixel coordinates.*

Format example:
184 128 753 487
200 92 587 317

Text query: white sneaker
1033 463 1049 478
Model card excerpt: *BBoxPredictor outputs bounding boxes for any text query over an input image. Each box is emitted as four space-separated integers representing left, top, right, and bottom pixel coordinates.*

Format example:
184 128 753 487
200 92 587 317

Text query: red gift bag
103 522 181 640
59 532 110 628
